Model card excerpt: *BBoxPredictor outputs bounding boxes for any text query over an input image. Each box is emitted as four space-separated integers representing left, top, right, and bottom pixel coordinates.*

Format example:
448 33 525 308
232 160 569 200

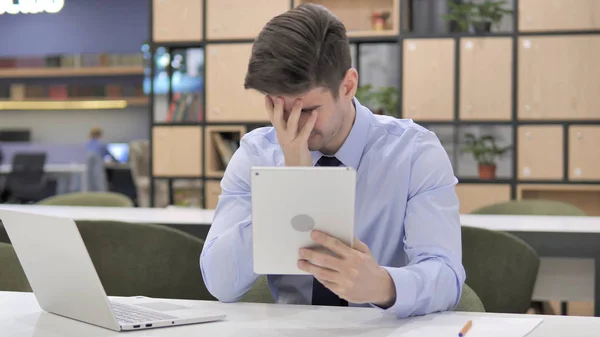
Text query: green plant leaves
442 0 513 32
461 132 511 165
355 84 399 117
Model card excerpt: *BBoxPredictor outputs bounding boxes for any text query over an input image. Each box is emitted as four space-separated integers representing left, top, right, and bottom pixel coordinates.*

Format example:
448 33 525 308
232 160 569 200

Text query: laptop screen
106 143 129 164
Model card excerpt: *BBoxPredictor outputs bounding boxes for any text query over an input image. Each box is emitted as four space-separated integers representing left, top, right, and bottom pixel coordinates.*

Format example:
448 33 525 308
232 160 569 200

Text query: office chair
37 191 134 207
471 199 586 315
75 220 215 301
0 242 31 292
461 225 540 314
0 152 48 204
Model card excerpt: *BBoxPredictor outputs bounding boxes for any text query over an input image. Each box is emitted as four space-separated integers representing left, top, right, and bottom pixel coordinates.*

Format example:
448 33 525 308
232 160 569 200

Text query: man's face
266 69 358 152
268 87 345 151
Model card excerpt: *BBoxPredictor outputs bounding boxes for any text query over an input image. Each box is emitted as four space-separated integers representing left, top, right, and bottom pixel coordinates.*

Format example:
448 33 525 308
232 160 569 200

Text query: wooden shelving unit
205 126 246 178
149 0 600 212
0 66 144 79
0 97 148 110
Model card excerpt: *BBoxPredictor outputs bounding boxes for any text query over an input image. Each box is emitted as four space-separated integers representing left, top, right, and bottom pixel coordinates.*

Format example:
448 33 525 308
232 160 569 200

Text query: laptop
0 209 226 331
250 166 356 275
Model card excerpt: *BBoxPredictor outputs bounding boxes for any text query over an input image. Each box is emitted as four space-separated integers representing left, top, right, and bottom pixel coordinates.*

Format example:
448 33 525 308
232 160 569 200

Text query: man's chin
307 140 322 152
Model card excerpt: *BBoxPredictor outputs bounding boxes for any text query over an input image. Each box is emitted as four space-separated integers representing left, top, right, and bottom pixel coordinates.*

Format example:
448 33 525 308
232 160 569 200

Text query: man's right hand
266 96 318 167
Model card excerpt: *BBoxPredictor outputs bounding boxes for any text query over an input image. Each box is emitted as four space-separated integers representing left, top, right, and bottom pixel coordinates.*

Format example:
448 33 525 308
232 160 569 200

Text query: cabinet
205 44 268 122
153 0 203 42
205 126 247 177
519 0 600 32
403 39 454 121
455 184 511 214
519 184 600 216
152 126 203 177
204 180 222 209
569 126 600 180
459 38 512 120
518 36 600 120
207 0 290 40
294 0 400 37
517 126 563 180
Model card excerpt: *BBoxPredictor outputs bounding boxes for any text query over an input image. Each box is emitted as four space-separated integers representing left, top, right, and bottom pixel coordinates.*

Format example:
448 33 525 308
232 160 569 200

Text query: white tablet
250 166 356 275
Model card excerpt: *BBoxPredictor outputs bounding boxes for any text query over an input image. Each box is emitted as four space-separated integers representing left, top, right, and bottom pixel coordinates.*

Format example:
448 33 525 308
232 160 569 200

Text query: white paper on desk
399 314 543 337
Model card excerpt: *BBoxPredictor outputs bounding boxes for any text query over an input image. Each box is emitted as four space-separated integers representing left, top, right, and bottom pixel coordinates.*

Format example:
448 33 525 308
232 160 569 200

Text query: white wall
0 107 150 144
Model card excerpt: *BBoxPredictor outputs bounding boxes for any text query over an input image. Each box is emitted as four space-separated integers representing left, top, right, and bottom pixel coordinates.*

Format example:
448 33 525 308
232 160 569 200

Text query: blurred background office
0 0 598 319
0 0 598 212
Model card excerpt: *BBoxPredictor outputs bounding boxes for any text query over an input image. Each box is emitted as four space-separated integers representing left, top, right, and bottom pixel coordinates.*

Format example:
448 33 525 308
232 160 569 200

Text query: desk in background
0 163 88 192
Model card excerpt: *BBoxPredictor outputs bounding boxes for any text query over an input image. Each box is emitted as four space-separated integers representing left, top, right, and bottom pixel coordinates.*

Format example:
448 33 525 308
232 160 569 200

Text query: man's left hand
298 230 396 308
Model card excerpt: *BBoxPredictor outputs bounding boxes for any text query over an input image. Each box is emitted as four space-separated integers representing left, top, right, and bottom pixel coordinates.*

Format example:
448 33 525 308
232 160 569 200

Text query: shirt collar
311 97 373 169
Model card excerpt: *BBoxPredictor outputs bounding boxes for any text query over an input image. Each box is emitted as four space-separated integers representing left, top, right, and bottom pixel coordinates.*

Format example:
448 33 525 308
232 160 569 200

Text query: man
86 127 116 162
200 3 465 318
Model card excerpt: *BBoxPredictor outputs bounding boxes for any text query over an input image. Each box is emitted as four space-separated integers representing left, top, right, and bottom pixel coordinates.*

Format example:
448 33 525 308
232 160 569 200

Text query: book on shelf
0 53 144 69
212 133 240 167
10 84 25 100
0 86 9 98
48 85 68 99
4 83 145 101
165 93 203 122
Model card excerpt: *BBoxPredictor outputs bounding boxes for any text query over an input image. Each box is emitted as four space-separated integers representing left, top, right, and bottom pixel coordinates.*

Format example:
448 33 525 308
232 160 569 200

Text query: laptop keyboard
110 301 177 324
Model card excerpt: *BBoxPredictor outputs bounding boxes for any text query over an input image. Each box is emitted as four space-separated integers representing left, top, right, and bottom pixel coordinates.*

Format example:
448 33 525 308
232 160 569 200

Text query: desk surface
2 291 599 337
0 163 86 173
0 204 216 225
2 204 600 233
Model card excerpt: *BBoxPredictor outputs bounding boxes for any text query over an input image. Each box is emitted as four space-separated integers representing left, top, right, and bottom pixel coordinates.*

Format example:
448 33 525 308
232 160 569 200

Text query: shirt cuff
369 266 417 318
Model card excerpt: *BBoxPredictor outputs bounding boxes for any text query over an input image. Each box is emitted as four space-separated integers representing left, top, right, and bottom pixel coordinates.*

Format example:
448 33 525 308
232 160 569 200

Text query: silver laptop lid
0 210 120 331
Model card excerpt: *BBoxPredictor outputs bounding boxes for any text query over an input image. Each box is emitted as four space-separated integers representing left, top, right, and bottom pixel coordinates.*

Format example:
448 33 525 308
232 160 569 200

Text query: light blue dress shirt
200 98 466 318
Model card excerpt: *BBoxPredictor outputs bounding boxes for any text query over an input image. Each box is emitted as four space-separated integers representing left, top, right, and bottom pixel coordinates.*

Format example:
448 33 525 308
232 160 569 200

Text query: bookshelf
0 97 148 110
0 52 147 109
0 66 144 78
149 0 600 214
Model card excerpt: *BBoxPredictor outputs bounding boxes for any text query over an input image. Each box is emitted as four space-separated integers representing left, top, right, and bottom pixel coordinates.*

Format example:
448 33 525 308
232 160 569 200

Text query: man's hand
297 230 396 308
265 96 317 167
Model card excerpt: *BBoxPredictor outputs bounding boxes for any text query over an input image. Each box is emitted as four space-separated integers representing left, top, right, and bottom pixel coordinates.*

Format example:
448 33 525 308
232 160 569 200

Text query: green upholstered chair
37 192 134 207
75 220 214 301
455 283 485 312
0 242 31 292
0 224 9 244
471 199 586 216
471 199 585 315
240 276 486 312
461 225 539 314
240 275 275 303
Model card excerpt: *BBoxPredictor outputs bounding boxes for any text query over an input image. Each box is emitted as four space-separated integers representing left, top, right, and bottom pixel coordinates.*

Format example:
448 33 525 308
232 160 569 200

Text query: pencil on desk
458 320 472 337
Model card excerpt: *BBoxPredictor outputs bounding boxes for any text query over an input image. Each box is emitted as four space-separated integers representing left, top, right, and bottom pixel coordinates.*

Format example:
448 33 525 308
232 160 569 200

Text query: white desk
2 291 600 337
460 214 600 233
1 205 599 315
4 205 599 231
0 204 215 225
0 163 88 191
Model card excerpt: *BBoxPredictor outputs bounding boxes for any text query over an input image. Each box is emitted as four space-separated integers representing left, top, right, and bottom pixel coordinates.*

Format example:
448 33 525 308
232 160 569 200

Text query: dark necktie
311 155 348 307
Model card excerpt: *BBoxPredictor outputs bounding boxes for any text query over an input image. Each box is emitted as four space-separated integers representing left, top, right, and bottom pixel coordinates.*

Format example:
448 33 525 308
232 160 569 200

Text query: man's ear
339 68 358 99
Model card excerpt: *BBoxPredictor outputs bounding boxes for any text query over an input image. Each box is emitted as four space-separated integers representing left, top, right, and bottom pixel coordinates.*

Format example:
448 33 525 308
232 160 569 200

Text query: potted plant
354 84 399 117
443 0 512 33
461 133 511 180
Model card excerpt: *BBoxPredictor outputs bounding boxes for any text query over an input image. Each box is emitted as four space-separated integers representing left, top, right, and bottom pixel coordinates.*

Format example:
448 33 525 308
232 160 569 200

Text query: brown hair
89 127 103 139
244 3 351 99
